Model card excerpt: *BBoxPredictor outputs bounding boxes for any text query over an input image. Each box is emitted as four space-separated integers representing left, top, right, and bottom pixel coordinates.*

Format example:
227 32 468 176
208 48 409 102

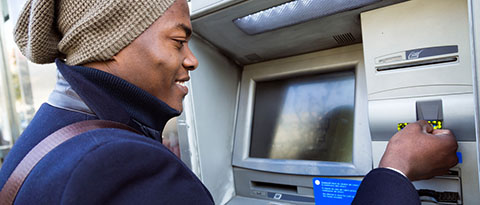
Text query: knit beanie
14 0 176 65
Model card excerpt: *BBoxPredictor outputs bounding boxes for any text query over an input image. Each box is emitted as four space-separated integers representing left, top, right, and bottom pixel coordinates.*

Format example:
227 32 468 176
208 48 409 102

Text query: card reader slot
376 56 458 71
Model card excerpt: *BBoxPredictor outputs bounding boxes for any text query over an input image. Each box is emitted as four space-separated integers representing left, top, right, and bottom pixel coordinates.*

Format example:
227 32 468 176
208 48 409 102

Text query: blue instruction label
312 178 361 205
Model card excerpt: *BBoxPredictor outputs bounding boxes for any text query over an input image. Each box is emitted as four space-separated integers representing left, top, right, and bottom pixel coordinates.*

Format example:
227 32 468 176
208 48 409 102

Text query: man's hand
379 120 458 181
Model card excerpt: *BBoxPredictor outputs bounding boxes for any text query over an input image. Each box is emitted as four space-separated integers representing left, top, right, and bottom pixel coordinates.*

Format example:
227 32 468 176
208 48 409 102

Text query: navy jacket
0 60 214 204
353 168 420 204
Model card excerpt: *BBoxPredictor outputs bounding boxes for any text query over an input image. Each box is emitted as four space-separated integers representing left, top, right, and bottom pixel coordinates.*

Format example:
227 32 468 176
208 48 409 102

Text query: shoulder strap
0 120 140 205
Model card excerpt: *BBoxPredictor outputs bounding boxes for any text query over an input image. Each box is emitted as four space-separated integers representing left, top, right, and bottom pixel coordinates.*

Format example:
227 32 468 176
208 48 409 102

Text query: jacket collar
51 59 181 142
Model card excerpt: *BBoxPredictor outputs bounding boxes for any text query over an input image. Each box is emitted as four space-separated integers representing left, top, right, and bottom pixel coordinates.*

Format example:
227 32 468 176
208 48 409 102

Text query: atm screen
249 71 355 162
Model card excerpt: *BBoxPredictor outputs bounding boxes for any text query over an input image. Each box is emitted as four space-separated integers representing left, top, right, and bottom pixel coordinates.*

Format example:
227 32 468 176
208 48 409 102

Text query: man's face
107 0 197 112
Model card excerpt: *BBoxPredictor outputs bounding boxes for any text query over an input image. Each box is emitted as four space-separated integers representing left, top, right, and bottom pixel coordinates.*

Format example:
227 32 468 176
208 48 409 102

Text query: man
1 0 212 204
0 0 457 204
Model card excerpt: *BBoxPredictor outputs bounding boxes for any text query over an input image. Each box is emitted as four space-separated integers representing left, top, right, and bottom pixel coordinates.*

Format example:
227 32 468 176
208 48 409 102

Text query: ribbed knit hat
14 0 176 65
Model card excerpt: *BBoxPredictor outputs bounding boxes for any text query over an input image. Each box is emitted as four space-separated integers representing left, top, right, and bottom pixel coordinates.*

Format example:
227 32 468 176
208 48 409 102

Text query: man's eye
174 39 187 48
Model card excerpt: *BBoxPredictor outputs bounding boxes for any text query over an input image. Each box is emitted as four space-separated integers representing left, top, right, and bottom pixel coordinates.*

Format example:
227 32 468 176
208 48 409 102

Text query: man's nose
184 45 198 71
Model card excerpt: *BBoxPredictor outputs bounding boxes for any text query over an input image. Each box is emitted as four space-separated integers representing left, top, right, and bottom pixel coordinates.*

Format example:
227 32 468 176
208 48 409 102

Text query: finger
432 129 458 146
417 120 433 133
432 129 454 136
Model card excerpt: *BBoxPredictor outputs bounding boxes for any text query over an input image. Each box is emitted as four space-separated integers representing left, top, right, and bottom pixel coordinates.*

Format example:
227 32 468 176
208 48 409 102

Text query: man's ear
109 56 121 67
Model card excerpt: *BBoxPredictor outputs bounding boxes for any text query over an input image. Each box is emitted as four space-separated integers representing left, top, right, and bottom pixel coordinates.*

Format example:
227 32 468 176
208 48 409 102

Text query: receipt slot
361 0 479 204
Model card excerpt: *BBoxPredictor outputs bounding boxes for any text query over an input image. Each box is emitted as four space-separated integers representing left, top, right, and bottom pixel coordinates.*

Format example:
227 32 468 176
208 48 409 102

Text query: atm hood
192 0 407 65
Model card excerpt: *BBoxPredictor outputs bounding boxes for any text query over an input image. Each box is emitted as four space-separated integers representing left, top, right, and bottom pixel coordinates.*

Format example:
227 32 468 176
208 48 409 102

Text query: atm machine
182 0 480 204
362 0 478 204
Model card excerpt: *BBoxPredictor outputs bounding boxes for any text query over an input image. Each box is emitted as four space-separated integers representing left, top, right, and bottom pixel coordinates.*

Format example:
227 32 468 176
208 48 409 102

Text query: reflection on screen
250 71 355 162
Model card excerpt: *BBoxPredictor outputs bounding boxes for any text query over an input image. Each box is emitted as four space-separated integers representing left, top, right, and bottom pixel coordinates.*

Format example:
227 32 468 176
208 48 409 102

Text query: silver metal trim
178 80 203 179
467 0 480 191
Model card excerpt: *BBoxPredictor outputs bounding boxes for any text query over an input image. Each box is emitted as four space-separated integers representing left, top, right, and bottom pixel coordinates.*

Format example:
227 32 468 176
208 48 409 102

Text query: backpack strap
0 120 140 205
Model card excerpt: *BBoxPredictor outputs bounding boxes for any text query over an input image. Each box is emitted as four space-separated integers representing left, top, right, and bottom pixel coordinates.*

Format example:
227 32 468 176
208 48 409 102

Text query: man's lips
175 80 188 94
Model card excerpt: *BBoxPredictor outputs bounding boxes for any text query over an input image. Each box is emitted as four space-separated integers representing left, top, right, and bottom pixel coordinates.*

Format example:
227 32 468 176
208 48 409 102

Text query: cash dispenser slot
415 169 462 205
251 181 297 193
250 181 315 203
418 189 460 204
